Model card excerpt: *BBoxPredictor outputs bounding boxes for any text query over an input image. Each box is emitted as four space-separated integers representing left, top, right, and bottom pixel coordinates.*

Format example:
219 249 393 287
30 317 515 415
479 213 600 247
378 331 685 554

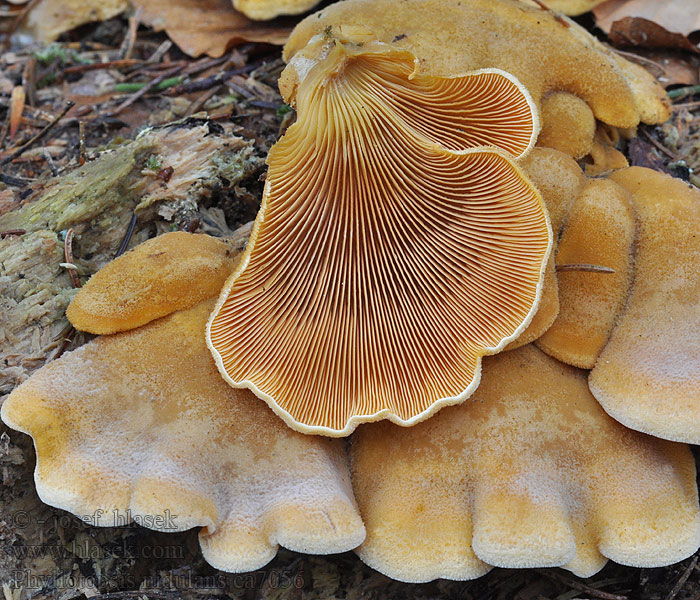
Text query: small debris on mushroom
536 178 636 368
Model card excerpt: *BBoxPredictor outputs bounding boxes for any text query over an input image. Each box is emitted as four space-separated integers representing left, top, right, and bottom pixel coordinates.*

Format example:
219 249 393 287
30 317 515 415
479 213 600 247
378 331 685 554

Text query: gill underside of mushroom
208 43 551 435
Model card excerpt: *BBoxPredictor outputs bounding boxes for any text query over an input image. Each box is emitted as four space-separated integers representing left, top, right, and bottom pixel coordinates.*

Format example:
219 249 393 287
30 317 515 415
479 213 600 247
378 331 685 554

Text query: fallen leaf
594 0 700 41
9 85 25 140
627 136 667 171
132 0 293 57
637 50 700 87
607 16 699 53
23 0 128 42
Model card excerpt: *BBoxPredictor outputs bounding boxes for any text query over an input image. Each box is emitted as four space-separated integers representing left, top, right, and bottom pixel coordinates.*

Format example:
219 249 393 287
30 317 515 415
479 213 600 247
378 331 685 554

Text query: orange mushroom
2 253 365 572
351 345 700 582
538 92 596 159
536 179 636 368
207 39 551 436
67 231 240 334
284 0 670 133
588 168 700 443
232 0 320 20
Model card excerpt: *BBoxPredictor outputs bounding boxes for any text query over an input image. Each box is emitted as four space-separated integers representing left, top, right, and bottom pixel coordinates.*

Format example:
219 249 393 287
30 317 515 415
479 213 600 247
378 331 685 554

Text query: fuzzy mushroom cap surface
538 0 607 16
207 39 551 436
67 232 239 334
537 179 636 368
589 167 700 443
283 0 670 133
538 92 596 159
351 344 700 583
232 0 320 20
505 148 586 349
1 297 365 572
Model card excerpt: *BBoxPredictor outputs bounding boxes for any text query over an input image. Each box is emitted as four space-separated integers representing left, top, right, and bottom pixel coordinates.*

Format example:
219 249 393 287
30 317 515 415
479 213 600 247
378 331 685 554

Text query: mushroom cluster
4 0 700 587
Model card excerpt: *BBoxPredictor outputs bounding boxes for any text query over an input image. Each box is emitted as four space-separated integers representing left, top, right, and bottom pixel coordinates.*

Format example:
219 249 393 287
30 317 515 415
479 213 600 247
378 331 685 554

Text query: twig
114 76 183 93
669 84 700 100
187 85 222 116
63 59 143 75
665 556 698 600
144 40 173 64
165 64 257 96
640 128 679 160
108 65 184 116
672 100 700 111
249 100 282 110
119 5 142 60
530 0 570 27
43 148 58 176
115 213 138 257
556 263 615 273
63 229 81 288
537 570 628 600
0 229 26 239
0 101 74 168
183 54 231 76
22 56 37 107
611 48 665 77
226 81 255 99
0 173 32 187
78 121 87 166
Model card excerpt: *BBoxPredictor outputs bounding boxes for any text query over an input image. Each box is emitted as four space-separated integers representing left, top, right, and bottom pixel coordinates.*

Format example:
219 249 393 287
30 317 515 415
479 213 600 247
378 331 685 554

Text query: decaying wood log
0 117 262 396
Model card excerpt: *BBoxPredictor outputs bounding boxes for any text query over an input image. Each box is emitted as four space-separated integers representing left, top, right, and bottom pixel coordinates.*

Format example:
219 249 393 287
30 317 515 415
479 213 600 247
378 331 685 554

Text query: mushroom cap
538 0 608 16
520 147 586 236
207 40 551 436
505 148 587 349
67 231 239 334
283 0 670 132
232 0 320 20
586 138 630 176
538 92 596 159
505 257 559 350
536 179 636 368
1 298 365 571
351 344 700 583
589 167 700 443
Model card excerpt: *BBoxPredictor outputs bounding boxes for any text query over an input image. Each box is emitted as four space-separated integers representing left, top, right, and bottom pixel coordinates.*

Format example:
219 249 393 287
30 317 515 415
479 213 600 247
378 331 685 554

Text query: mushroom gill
207 40 551 436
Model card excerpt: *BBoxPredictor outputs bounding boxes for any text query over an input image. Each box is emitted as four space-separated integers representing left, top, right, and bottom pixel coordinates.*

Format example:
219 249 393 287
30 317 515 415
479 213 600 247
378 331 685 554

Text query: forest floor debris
2 6 700 600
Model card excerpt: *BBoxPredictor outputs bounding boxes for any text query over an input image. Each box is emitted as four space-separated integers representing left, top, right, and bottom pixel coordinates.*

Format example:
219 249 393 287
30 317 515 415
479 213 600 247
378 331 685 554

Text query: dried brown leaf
9 85 25 140
132 0 292 57
608 16 699 53
594 0 700 40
